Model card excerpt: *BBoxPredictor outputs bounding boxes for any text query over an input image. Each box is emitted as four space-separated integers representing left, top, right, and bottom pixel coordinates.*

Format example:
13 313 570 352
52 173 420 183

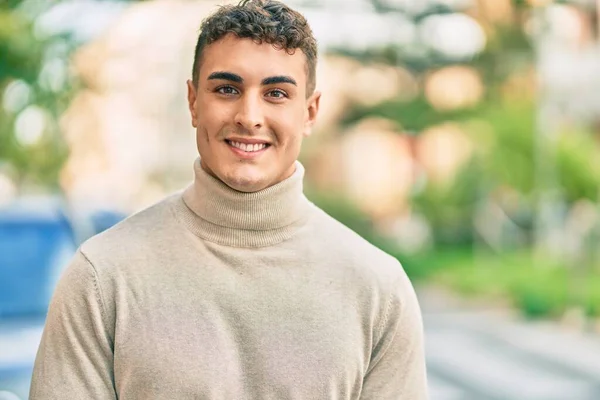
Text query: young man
30 1 429 398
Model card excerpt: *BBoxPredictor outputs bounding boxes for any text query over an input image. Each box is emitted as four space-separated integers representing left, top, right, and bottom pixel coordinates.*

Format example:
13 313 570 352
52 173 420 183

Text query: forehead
199 34 307 83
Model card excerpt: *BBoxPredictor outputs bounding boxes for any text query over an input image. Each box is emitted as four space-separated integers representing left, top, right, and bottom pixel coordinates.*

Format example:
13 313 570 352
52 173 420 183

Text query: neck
178 158 313 247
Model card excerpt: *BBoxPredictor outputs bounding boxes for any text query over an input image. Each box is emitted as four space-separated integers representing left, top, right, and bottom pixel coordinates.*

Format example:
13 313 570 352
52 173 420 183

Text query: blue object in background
0 199 77 318
0 197 126 399
89 210 127 236
0 197 77 399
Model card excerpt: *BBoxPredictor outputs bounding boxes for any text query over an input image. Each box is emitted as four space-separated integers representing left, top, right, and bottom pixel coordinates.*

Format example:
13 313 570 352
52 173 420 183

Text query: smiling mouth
225 140 271 153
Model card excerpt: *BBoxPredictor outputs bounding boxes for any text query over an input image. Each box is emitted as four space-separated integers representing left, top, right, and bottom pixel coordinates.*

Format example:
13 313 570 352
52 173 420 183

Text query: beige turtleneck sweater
30 159 428 400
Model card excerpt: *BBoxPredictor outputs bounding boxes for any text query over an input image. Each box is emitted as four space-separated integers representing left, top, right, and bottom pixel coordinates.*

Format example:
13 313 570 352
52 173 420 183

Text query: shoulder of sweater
79 192 181 269
308 206 418 320
308 204 408 286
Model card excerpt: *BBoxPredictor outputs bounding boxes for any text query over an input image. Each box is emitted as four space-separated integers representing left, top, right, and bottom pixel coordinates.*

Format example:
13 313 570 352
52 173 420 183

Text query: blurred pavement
420 287 600 400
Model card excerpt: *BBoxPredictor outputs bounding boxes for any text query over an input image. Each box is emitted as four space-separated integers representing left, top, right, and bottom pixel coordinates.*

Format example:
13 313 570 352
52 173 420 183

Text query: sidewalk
419 285 600 400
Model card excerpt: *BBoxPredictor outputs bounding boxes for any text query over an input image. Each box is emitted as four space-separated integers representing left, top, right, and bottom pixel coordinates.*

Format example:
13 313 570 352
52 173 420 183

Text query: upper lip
225 137 271 145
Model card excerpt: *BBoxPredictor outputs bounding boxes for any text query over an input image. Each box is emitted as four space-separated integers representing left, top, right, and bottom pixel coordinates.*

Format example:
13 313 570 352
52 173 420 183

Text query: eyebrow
207 71 243 83
207 71 297 86
261 75 297 86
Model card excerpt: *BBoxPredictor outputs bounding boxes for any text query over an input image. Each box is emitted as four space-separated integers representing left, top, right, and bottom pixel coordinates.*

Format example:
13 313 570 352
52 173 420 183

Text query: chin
222 168 271 193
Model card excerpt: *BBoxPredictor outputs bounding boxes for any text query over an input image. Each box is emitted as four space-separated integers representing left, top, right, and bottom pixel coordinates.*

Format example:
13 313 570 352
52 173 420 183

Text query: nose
234 93 264 131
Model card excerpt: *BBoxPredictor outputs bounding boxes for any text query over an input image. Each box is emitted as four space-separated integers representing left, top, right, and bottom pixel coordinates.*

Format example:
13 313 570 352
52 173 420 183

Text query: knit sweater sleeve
29 249 117 400
360 266 429 399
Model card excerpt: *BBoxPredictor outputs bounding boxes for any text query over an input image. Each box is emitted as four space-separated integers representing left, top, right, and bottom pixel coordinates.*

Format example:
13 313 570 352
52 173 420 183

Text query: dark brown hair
192 0 318 94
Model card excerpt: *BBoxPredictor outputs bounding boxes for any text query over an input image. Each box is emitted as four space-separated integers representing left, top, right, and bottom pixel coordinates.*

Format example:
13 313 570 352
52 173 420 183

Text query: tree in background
0 0 73 192
333 0 600 252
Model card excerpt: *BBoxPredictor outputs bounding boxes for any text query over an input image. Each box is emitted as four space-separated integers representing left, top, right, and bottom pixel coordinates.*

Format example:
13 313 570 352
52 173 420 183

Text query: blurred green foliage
556 129 600 202
0 9 41 82
411 160 481 246
0 0 71 190
440 248 600 322
341 97 480 132
391 244 595 320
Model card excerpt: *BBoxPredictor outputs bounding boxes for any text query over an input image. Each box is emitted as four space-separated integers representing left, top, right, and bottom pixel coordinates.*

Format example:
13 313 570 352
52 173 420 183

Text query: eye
216 86 239 95
266 89 288 99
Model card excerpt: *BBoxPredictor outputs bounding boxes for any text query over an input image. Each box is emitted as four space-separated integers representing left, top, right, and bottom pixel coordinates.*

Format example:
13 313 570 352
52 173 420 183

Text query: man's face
187 34 320 193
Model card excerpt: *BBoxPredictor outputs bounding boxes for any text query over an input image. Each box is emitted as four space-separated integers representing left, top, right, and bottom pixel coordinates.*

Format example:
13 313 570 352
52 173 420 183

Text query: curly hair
192 0 318 95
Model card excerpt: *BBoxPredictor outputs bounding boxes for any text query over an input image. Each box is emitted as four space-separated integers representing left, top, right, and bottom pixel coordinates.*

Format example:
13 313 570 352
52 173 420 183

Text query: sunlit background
2 0 600 399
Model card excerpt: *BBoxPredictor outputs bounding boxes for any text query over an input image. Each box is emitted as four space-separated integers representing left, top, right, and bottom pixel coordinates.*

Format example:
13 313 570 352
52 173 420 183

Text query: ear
187 79 198 128
303 90 321 137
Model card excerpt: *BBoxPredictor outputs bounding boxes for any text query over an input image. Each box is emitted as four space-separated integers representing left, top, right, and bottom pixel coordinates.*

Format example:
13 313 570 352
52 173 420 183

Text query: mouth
225 139 271 154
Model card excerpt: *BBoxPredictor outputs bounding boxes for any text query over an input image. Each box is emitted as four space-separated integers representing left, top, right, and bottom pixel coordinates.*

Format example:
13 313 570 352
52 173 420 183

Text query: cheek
273 108 305 146
197 103 229 136
196 127 210 145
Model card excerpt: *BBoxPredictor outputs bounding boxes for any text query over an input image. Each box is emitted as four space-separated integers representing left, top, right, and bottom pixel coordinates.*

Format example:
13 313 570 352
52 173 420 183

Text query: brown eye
217 86 239 95
266 89 287 98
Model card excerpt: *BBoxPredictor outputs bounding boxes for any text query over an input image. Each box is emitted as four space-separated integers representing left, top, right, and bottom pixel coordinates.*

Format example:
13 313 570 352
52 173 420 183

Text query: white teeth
229 141 267 152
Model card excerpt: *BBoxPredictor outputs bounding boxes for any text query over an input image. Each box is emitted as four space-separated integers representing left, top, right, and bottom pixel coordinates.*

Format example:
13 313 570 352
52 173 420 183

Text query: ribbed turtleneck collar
176 158 313 248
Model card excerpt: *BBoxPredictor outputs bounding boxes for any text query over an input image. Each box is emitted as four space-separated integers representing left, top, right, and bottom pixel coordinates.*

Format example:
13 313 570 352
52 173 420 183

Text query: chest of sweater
110 244 375 400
